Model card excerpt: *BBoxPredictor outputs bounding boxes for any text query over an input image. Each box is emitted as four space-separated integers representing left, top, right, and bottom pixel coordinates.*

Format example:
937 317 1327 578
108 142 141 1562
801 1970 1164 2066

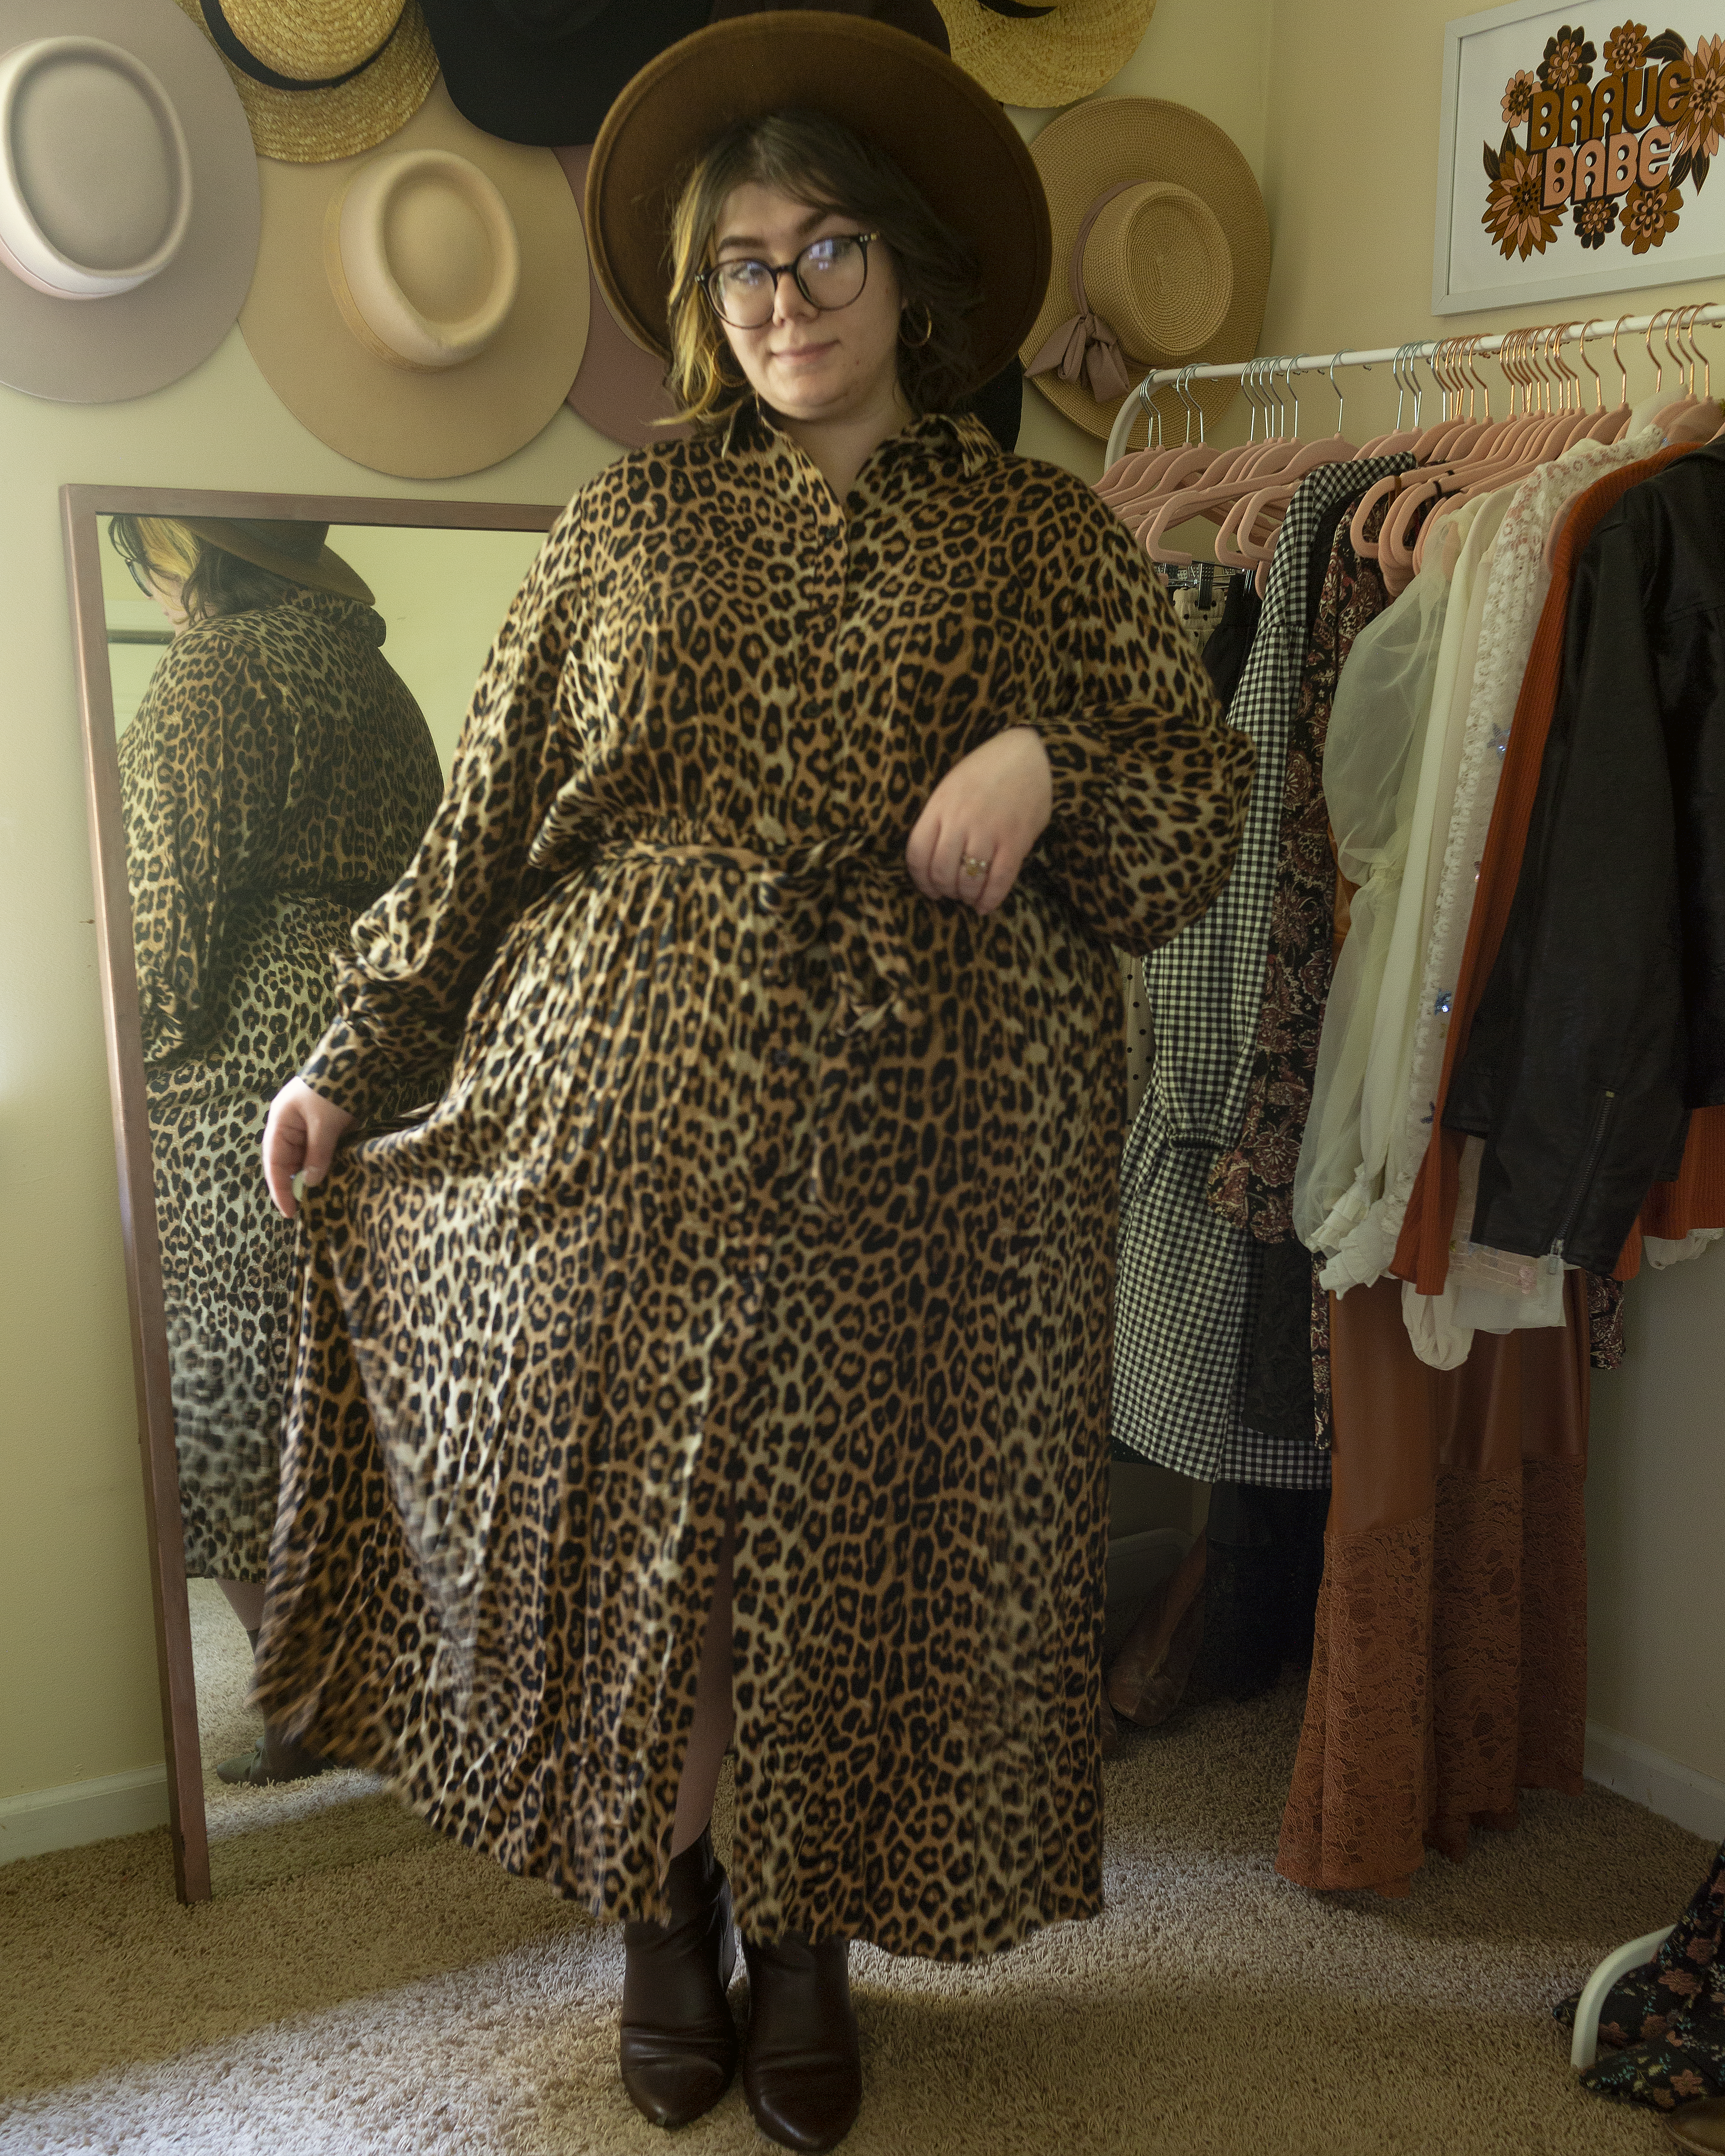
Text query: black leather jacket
1446 441 1725 1274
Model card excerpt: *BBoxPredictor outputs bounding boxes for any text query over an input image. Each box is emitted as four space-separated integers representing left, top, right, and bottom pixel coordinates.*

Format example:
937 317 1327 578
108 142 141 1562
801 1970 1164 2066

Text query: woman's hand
262 1077 355 1219
905 725 1053 915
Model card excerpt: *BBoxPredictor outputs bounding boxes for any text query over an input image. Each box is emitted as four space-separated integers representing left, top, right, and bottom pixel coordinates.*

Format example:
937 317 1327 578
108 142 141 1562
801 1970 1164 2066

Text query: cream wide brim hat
1021 97 1268 443
933 0 1158 107
168 0 437 164
0 0 259 403
239 79 588 480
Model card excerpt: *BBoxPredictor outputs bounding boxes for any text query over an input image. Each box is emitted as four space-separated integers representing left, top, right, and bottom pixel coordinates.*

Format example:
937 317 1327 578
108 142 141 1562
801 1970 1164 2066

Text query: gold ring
960 854 991 879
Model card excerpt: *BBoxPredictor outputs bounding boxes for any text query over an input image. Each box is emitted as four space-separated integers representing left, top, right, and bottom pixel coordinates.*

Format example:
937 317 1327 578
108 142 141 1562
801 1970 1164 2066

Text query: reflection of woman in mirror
113 516 444 1785
257 57 1250 2152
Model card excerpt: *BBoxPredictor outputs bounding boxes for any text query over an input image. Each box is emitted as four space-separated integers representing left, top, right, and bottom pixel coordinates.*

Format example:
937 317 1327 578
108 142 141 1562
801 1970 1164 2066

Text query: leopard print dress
119 588 443 1581
256 411 1252 1959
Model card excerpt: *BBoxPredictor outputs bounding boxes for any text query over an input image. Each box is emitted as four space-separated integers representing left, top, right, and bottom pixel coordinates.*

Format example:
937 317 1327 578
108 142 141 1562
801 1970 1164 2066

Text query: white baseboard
0 1766 169 1865
1585 1723 1725 1842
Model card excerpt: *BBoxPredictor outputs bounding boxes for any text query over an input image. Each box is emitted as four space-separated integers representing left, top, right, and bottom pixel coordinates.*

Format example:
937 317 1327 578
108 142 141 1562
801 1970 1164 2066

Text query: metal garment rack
1104 301 1725 468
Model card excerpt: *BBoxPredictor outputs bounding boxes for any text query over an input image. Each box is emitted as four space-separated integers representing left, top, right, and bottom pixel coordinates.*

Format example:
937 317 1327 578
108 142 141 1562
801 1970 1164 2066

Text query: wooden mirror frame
61 484 564 1904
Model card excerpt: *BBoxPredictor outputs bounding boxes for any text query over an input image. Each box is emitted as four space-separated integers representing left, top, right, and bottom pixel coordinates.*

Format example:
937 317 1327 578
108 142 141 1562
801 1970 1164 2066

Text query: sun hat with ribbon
0 0 259 402
168 0 437 163
932 0 1159 108
238 77 588 477
587 11 1050 401
175 517 376 602
1021 97 1267 442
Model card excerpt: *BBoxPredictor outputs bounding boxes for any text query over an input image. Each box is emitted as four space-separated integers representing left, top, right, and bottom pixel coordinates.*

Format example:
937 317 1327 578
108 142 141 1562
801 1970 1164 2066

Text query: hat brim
1021 98 1268 442
586 12 1052 398
0 0 259 405
932 0 1159 107
168 0 439 164
555 146 687 453
239 81 589 481
177 518 376 605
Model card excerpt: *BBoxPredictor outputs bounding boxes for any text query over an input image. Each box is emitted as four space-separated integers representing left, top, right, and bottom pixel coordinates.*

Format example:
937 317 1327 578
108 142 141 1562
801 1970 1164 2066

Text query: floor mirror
63 486 562 1903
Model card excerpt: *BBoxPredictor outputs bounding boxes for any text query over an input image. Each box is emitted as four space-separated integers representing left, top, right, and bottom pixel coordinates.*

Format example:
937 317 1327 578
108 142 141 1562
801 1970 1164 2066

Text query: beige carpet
0 1605 1709 2155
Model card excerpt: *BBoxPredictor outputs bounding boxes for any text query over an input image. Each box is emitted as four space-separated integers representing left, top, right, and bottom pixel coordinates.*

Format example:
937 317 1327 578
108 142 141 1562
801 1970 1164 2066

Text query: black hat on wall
419 0 713 147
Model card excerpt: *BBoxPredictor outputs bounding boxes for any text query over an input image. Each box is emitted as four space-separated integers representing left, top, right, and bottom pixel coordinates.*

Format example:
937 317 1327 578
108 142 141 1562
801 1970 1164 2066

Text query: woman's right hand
262 1078 355 1219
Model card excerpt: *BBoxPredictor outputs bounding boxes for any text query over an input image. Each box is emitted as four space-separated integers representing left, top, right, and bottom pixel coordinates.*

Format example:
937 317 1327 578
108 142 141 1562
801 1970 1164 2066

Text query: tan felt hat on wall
239 78 588 478
1022 97 1267 441
0 0 259 403
932 0 1158 108
169 0 437 163
587 11 1050 398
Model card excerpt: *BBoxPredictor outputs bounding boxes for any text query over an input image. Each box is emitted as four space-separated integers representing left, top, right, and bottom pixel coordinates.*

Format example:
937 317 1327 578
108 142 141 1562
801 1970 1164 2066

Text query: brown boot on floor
1667 2096 1725 2151
620 1831 739 2129
1107 1534 1207 1728
741 1933 861 2152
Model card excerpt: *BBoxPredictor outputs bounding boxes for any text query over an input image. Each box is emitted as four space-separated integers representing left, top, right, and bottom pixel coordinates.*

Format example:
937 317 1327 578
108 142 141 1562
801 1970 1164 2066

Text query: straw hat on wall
932 0 1158 107
239 79 588 478
0 0 260 402
587 12 1049 398
168 0 437 162
1021 97 1267 440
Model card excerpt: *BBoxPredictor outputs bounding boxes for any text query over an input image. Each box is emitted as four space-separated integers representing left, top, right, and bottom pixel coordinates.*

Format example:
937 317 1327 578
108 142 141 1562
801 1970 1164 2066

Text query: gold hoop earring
900 304 933 349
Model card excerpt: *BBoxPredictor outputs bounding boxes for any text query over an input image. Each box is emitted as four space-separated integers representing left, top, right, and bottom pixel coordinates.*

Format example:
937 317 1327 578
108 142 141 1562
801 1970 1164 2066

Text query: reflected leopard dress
257 412 1253 1957
119 588 444 1580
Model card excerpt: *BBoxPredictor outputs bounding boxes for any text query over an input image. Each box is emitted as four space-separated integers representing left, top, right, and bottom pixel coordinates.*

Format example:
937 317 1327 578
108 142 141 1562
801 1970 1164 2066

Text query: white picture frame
1433 0 1725 313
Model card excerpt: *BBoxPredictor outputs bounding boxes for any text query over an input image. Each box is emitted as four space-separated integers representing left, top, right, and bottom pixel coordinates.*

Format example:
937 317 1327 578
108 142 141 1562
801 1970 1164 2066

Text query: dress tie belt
594 836 920 1042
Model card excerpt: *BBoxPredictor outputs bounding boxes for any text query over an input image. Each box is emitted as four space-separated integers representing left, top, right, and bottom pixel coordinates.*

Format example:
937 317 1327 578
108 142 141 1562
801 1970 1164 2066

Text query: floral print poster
1435 0 1725 310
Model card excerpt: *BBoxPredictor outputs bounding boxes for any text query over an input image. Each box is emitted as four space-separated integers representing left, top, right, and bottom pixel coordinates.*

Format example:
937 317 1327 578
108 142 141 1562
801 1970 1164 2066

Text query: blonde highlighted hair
663 109 982 434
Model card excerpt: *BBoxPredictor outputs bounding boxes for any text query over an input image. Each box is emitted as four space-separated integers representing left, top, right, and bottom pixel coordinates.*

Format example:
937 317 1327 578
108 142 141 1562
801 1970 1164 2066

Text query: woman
257 16 1251 2149
115 515 444 1784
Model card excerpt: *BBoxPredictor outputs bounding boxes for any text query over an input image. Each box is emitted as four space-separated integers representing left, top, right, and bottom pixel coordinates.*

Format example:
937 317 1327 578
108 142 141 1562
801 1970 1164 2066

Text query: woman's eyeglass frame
696 232 879 329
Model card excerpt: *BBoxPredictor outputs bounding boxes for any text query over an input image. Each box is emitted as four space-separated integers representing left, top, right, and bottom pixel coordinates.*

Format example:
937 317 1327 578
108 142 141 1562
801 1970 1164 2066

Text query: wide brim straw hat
586 12 1050 399
168 0 437 163
239 79 588 479
932 0 1158 108
421 0 713 150
0 0 259 404
1021 97 1267 443
177 517 375 603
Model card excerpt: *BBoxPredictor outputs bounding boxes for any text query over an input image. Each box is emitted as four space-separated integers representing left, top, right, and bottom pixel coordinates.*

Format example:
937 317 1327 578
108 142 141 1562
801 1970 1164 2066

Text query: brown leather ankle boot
619 1830 739 2129
741 1932 861 2152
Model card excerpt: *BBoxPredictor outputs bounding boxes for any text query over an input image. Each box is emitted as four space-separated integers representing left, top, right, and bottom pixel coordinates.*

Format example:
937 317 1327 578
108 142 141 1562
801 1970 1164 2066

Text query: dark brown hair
108 515 301 622
663 109 982 433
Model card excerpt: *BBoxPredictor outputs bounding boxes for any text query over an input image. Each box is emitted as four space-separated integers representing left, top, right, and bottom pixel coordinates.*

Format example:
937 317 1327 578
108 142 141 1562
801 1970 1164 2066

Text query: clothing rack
1104 302 1725 468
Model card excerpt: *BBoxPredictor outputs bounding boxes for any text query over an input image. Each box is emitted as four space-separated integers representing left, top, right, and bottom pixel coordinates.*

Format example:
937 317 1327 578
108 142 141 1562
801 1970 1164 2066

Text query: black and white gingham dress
1111 457 1414 1488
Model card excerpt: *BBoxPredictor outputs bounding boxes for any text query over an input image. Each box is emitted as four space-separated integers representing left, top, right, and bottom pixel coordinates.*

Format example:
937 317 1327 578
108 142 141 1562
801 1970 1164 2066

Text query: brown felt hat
177 517 375 603
585 10 1051 397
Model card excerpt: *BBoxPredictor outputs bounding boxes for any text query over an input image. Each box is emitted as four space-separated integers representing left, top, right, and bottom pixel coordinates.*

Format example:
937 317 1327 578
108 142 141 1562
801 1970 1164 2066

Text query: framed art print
1433 0 1725 311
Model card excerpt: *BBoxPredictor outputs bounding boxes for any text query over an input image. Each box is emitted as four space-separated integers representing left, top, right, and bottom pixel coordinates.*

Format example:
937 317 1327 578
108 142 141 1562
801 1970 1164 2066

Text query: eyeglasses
122 554 158 598
697 232 877 330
